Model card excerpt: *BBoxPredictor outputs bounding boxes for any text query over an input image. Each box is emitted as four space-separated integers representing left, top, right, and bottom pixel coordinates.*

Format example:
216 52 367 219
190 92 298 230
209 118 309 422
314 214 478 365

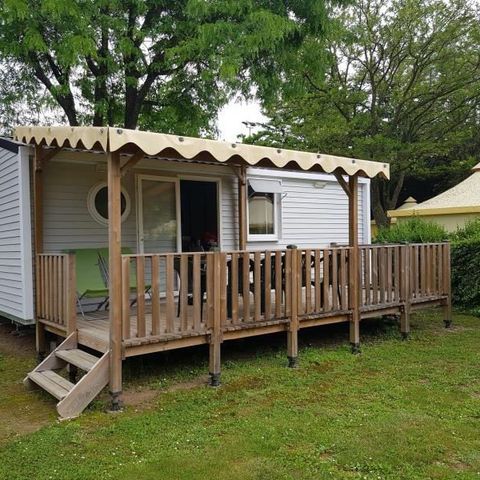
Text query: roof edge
388 205 480 218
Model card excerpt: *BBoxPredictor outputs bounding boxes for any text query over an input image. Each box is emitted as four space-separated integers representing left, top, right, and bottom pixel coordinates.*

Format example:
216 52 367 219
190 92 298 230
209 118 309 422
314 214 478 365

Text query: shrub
375 217 448 244
451 238 480 314
450 218 480 242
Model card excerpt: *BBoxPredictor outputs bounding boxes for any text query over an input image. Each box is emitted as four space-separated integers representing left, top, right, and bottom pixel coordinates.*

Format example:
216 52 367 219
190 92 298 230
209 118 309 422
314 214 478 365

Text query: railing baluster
421 245 427 297
136 256 146 337
264 251 271 321
230 252 239 323
340 249 348 310
304 249 311 314
378 247 386 304
364 247 371 306
372 248 378 305
285 249 292 317
314 250 321 312
220 253 227 326
323 249 330 312
206 254 214 328
332 249 338 310
192 254 201 331
180 254 188 332
122 257 131 339
165 255 175 333
242 252 250 322
254 251 261 322
437 245 443 296
151 255 161 335
394 246 400 302
387 247 393 303
275 251 282 318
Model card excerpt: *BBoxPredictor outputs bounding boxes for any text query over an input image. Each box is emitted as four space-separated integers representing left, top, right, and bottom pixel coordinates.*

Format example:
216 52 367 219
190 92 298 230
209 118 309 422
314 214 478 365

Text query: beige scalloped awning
14 126 389 179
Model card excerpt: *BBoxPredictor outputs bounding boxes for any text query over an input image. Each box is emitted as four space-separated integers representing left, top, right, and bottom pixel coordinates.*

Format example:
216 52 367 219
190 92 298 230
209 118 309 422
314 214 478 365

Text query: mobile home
0 127 451 418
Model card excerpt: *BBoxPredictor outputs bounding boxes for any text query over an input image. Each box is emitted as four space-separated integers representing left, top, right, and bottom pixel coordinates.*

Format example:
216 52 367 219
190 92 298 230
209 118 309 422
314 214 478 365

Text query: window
87 182 131 225
247 178 281 241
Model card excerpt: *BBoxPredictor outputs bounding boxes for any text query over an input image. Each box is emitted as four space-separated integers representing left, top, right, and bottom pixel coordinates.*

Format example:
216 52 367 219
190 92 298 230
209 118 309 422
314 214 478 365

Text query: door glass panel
140 179 177 253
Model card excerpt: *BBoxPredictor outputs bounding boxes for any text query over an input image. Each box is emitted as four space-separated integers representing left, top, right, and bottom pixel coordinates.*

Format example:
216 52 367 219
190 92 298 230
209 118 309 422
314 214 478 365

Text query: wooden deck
73 286 448 357
37 243 452 359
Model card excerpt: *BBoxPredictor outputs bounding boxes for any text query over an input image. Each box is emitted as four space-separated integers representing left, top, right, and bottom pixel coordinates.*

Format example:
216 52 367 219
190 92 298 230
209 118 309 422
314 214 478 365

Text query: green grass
0 311 479 480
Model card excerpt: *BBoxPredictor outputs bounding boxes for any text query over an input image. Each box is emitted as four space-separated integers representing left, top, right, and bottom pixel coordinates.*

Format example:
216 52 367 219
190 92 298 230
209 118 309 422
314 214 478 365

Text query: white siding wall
0 145 34 324
43 160 137 252
245 171 369 250
43 154 370 255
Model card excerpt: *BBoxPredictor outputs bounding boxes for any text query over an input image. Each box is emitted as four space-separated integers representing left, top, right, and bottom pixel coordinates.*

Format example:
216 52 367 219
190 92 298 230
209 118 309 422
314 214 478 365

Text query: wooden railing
121 252 211 340
223 250 291 324
119 243 451 343
297 247 352 317
36 254 76 333
34 243 450 344
360 245 403 308
409 243 450 301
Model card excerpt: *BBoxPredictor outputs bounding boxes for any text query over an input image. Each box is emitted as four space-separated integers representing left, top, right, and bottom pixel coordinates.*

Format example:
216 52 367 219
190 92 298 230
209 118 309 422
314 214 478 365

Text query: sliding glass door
137 175 180 254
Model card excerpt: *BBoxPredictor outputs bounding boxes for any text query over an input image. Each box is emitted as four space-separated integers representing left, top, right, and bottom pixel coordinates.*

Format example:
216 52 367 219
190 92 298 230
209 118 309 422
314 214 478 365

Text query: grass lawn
0 310 479 480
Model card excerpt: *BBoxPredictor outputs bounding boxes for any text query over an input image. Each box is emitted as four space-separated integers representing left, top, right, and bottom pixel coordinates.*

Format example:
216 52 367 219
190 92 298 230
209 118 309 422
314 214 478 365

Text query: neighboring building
388 163 480 232
0 136 371 326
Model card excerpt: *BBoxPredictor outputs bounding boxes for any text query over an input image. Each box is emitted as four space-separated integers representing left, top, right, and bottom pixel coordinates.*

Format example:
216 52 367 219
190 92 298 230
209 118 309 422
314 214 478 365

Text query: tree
0 0 342 135
248 0 480 226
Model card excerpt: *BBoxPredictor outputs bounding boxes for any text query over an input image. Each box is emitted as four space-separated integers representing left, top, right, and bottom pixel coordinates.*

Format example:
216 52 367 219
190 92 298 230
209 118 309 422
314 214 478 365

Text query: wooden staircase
24 332 110 419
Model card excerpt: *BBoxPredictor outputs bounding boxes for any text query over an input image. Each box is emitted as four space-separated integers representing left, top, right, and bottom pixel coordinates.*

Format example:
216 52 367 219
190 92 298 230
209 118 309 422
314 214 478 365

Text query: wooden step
28 371 74 400
56 349 99 372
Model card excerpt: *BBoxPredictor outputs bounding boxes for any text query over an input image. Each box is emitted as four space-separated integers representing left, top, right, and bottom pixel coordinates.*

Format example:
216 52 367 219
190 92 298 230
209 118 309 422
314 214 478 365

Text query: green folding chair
63 247 146 316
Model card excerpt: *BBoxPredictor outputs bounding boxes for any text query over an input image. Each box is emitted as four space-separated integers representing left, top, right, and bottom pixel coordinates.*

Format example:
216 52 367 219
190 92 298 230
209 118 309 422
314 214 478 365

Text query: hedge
375 218 480 314
451 239 480 314
375 217 448 244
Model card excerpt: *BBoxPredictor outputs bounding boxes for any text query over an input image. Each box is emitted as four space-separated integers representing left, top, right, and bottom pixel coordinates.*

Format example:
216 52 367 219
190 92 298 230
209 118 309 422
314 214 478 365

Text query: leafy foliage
450 218 480 242
0 0 342 134
375 218 448 244
451 239 480 313
246 0 480 226
376 216 480 312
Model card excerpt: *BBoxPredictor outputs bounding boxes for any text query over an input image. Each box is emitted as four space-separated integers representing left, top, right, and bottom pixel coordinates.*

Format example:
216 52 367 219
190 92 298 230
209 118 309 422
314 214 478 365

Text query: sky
217 98 268 142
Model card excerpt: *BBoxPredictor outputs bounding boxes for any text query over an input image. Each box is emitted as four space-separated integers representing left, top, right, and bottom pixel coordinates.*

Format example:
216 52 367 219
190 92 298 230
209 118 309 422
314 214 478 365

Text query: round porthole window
87 182 131 225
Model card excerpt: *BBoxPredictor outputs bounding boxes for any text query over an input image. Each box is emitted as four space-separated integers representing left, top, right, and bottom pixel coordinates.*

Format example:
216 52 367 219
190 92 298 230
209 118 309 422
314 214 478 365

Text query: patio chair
96 248 152 309
65 248 111 316
64 247 147 316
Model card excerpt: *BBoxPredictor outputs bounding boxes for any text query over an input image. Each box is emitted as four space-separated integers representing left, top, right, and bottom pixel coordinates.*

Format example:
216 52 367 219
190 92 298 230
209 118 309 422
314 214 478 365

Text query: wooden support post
108 151 123 410
400 245 410 339
443 242 452 328
65 253 77 335
348 175 361 354
238 166 247 250
33 146 46 360
209 252 223 386
287 245 299 367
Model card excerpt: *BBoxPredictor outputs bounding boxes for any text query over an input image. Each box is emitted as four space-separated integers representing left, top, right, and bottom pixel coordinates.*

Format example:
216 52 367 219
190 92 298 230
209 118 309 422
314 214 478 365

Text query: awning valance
14 126 389 179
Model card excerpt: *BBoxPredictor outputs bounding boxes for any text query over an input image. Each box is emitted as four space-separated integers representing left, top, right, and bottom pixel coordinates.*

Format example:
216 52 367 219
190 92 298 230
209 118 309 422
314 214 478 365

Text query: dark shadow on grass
122 315 403 387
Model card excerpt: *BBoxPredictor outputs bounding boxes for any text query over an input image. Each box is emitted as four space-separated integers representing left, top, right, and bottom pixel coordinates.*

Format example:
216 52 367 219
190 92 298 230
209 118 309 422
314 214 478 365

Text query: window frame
247 188 280 242
87 181 131 226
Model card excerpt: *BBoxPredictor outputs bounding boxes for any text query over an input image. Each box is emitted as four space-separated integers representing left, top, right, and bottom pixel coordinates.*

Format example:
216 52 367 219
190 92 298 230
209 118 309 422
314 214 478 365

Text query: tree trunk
371 178 389 228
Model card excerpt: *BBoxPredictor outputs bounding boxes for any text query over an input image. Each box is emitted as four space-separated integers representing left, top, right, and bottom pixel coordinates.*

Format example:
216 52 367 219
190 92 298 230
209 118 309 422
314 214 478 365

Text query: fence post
348 245 361 354
286 245 299 368
400 245 411 339
443 242 452 328
209 252 223 386
65 253 77 335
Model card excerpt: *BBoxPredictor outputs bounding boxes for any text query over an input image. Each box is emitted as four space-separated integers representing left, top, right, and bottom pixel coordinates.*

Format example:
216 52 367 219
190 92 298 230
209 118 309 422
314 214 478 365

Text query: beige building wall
396 212 480 232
